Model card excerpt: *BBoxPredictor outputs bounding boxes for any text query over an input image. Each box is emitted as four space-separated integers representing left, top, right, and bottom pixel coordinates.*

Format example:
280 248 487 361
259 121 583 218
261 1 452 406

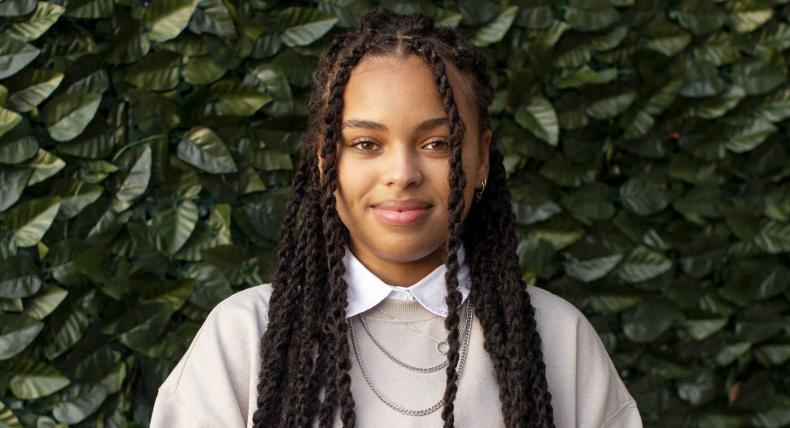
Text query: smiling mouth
372 206 431 225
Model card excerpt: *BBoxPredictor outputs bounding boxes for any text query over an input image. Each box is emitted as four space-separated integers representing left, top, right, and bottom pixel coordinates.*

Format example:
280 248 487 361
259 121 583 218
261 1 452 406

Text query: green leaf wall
1 0 789 427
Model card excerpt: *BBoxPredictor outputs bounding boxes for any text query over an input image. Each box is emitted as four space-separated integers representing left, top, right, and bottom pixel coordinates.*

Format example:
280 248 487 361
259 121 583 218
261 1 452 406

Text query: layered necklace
347 299 474 416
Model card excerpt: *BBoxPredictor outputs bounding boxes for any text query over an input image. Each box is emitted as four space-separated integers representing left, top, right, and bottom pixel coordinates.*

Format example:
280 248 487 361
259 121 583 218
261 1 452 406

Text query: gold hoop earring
474 178 487 202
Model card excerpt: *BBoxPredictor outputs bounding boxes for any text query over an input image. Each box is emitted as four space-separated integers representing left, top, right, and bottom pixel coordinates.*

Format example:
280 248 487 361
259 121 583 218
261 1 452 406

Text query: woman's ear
477 128 492 183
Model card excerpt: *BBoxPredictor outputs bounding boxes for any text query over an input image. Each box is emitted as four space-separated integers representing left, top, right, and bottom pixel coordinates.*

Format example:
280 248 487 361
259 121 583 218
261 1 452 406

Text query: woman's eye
424 139 450 151
351 140 379 152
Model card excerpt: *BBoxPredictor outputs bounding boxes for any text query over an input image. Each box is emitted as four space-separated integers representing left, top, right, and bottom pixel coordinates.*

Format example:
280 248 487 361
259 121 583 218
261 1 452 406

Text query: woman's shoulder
152 283 276 427
524 284 606 354
211 282 275 318
526 285 588 329
525 285 642 427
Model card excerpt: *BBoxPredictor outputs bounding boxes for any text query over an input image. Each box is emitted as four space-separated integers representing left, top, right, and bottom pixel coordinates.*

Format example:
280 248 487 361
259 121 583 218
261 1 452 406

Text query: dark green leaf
64 0 115 18
0 255 41 298
731 58 787 96
755 220 790 253
723 116 778 154
318 0 369 28
104 21 150 64
123 50 181 91
515 96 559 146
585 86 636 119
142 0 198 42
5 69 64 112
246 65 294 118
112 144 151 212
0 106 22 139
510 185 562 225
133 277 195 311
9 357 70 399
677 369 719 406
182 54 226 85
184 262 233 309
204 81 271 117
730 0 773 33
149 199 199 255
0 167 32 211
586 288 640 314
553 65 617 89
680 60 725 97
620 176 672 216
623 300 683 342
643 19 691 56
65 69 110 95
754 342 790 367
471 6 517 47
0 133 37 164
188 0 235 37
670 0 727 35
563 0 620 32
59 181 103 219
177 127 237 174
23 284 67 320
562 183 615 222
116 304 172 350
6 2 65 42
615 246 672 283
0 314 43 360
52 383 108 425
44 308 90 360
0 400 23 427
26 149 64 185
696 85 746 119
685 315 728 340
564 252 622 283
715 340 751 366
279 7 337 47
40 93 102 142
0 34 40 79
528 215 584 251
0 0 36 16
247 149 293 171
2 197 60 247
691 32 741 66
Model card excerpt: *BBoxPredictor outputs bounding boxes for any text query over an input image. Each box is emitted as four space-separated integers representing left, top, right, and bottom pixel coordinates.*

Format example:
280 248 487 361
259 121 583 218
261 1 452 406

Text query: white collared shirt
343 244 471 318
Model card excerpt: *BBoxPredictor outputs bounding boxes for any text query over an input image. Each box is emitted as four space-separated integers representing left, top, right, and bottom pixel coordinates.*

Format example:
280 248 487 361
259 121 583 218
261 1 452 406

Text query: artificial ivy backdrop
1 0 789 426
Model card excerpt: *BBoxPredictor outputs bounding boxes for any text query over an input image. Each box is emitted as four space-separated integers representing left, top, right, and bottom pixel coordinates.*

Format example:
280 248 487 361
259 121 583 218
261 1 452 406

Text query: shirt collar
343 244 471 318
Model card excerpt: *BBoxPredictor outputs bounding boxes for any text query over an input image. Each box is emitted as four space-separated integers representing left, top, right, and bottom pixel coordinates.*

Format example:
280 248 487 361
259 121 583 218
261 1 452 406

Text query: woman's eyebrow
341 117 449 133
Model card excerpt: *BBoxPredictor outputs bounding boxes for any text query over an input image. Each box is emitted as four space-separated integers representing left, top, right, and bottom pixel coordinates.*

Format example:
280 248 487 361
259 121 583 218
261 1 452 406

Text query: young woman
151 11 642 428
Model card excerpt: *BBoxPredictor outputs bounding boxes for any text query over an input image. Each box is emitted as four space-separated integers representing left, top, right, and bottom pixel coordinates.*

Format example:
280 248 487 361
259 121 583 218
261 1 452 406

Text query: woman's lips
372 206 431 225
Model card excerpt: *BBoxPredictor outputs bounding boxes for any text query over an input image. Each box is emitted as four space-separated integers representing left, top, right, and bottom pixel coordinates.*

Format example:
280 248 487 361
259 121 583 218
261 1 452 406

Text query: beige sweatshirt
151 284 642 427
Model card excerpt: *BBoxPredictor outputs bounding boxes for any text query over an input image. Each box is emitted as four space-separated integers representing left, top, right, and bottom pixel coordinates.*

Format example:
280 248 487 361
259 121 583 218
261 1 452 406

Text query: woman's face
324 54 490 280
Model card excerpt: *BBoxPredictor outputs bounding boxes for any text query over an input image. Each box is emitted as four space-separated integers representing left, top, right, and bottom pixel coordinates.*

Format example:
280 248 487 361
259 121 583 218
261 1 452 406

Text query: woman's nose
385 145 423 188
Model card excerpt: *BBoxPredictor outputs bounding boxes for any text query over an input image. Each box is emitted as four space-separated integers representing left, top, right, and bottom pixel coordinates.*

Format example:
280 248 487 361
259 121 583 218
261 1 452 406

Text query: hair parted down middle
251 10 555 428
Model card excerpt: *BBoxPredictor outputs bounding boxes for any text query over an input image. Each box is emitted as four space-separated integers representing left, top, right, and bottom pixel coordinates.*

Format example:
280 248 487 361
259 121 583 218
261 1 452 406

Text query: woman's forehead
341 54 477 125
349 53 473 97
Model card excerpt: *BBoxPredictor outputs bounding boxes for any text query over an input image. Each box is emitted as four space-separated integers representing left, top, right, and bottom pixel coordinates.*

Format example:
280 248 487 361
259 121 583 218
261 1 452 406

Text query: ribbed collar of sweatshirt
343 244 471 318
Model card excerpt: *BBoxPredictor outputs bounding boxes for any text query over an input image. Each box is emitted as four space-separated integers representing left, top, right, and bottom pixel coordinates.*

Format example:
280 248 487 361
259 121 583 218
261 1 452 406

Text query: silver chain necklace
364 304 452 355
347 300 474 416
358 302 472 373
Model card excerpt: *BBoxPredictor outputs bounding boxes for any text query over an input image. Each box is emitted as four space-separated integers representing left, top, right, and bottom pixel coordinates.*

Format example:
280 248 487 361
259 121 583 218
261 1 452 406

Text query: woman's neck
348 241 446 287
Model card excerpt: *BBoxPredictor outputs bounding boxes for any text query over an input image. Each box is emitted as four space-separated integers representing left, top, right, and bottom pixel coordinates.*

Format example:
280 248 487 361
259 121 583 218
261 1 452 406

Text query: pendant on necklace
437 341 449 355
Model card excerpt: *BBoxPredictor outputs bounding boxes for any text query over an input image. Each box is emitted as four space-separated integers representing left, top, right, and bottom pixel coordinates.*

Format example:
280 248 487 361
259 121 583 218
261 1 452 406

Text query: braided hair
252 10 555 428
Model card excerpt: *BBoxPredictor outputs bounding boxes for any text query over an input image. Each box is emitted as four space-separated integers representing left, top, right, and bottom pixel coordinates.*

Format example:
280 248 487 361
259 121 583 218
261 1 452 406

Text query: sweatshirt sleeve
574 312 643 428
150 390 203 427
601 401 642 428
150 285 272 428
527 286 643 428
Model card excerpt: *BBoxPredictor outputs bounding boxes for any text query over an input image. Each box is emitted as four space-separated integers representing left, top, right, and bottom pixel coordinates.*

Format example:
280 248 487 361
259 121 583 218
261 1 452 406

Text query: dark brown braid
252 10 555 428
